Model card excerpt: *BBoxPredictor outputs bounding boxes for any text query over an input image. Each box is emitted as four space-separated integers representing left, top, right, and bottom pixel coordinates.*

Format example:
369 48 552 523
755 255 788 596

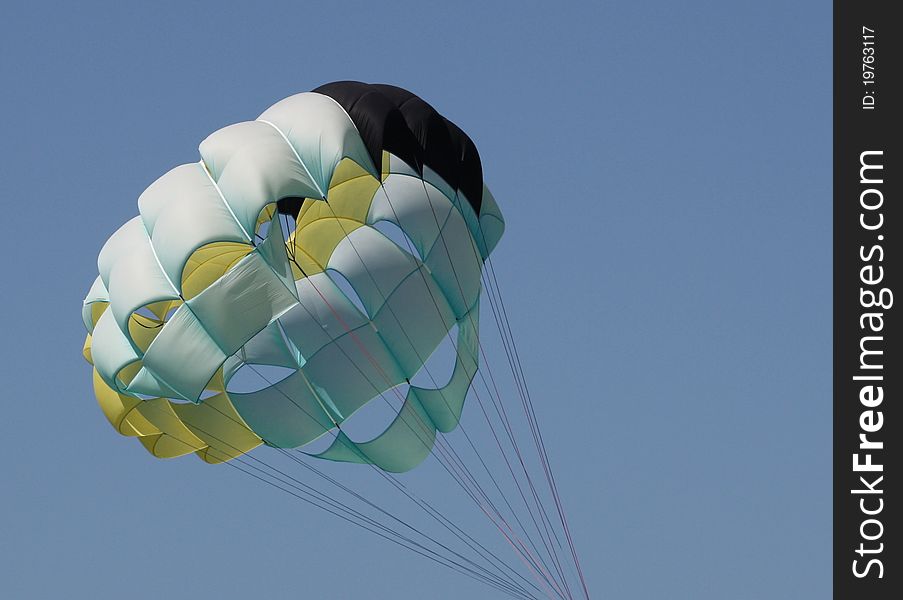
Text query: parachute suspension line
240 357 547 600
467 280 574 595
274 205 567 600
412 180 570 593
161 394 535 599
122 396 530 600
374 181 576 599
478 234 591 600
267 450 531 600
286 210 565 598
347 452 549 600
407 179 578 599
222 460 533 600
465 232 587 600
482 256 590 599
311 198 570 600
239 364 543 600
277 447 546 600
227 455 528 600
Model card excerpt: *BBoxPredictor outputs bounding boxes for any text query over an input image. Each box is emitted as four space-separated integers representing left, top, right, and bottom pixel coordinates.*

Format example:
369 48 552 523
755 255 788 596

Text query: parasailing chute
82 82 588 600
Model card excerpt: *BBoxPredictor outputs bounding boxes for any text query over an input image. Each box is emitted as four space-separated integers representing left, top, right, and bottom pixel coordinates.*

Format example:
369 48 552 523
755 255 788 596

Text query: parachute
82 82 586 599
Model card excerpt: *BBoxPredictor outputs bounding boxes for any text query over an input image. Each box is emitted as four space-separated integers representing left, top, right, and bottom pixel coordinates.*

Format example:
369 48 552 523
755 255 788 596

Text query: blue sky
1 2 830 598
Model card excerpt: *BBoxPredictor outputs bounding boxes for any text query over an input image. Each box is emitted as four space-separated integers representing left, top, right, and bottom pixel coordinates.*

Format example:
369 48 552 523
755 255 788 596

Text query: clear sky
1 1 830 598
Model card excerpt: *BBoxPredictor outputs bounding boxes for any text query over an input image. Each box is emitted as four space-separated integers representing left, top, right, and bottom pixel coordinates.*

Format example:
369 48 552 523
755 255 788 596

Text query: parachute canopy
82 82 504 471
